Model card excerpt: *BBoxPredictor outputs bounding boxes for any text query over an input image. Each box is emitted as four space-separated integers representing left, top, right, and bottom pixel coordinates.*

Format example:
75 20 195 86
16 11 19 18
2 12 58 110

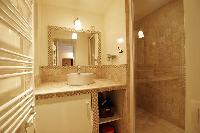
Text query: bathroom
0 0 200 133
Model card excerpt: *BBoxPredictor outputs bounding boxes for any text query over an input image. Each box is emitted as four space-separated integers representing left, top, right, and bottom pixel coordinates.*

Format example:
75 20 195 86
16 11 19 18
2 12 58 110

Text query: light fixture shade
117 37 124 44
74 19 82 30
72 32 77 39
52 44 56 50
138 30 144 38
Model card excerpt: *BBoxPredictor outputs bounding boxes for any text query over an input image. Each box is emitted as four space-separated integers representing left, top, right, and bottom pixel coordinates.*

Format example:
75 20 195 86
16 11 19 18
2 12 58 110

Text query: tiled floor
136 108 185 133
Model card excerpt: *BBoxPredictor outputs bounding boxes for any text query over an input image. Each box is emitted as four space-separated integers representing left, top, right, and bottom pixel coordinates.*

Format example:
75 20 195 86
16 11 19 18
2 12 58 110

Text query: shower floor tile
136 108 184 133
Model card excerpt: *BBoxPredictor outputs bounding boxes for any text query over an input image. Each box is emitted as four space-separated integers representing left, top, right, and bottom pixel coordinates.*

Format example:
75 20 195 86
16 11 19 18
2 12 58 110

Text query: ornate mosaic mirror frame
48 26 102 66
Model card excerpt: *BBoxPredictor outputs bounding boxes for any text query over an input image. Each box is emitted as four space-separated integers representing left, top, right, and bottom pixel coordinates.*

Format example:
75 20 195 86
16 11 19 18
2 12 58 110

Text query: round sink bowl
67 73 95 86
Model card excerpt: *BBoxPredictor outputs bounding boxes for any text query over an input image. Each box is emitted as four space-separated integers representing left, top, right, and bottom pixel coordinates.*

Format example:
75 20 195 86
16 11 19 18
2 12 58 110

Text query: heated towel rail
0 88 35 133
0 0 35 132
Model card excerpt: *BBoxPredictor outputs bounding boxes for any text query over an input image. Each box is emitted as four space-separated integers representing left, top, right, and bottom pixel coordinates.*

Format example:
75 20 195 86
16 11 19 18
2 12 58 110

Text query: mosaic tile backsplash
135 0 185 129
37 65 127 85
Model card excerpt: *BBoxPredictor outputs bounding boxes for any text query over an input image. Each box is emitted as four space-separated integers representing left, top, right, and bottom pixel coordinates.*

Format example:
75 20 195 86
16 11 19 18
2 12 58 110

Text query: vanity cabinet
35 94 92 133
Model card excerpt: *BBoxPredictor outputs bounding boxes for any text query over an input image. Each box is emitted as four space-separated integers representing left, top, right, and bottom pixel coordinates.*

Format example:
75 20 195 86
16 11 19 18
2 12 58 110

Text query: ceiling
134 0 174 21
38 0 174 20
38 0 114 15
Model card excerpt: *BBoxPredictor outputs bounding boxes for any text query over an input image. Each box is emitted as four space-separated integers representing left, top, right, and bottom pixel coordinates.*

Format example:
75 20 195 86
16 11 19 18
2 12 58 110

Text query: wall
103 0 127 65
183 0 200 133
75 32 90 65
35 4 104 75
35 1 127 74
135 0 185 128
34 1 127 87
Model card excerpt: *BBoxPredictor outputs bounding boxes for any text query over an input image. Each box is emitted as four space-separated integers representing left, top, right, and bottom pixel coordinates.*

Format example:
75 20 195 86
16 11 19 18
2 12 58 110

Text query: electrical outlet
191 100 200 132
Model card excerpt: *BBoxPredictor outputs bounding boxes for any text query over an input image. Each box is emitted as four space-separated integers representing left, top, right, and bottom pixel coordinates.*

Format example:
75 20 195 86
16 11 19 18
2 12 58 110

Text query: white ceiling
134 0 174 21
38 0 174 20
38 0 114 15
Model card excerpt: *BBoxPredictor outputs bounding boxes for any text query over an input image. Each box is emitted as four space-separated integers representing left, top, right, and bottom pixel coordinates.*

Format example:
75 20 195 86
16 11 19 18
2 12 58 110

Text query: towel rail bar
0 88 33 112
0 66 32 69
12 109 33 133
0 98 33 130
4 108 32 133
0 71 33 79
0 92 33 122
0 48 33 60
0 57 32 64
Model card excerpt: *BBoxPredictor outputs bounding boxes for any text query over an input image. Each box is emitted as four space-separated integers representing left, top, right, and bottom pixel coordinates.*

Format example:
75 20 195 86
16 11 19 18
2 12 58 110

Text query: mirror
48 27 101 66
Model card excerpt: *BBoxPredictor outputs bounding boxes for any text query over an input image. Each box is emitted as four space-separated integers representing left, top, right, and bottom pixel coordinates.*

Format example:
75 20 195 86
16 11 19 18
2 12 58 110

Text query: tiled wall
135 0 185 129
36 65 127 85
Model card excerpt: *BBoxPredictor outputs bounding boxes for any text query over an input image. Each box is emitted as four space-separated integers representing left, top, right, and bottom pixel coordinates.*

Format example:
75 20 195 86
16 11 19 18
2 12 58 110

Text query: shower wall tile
135 0 185 129
135 0 185 67
35 75 41 88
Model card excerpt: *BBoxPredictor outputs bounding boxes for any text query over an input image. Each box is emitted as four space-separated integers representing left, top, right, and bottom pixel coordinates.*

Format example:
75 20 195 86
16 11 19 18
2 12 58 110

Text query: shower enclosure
134 0 185 132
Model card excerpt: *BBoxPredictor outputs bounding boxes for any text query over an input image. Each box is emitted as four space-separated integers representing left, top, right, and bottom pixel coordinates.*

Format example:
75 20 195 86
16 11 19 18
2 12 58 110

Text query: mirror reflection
51 30 99 66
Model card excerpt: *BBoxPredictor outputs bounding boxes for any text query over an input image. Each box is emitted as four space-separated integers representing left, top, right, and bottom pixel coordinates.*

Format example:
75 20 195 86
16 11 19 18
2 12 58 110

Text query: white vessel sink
67 73 95 86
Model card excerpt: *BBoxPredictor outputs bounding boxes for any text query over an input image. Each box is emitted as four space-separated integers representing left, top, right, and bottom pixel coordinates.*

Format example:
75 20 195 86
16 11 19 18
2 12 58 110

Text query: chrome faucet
77 65 81 74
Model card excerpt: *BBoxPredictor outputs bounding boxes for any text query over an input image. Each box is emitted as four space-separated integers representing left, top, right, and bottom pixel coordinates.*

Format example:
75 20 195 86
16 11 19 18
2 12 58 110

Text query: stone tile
136 108 185 133
135 0 185 128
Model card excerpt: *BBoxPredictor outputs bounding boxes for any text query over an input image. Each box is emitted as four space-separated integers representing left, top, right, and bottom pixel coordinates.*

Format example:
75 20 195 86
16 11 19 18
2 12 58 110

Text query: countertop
35 79 126 100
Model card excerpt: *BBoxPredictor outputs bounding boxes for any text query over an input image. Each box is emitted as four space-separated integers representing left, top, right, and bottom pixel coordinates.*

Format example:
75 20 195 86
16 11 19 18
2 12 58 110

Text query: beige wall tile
135 0 185 129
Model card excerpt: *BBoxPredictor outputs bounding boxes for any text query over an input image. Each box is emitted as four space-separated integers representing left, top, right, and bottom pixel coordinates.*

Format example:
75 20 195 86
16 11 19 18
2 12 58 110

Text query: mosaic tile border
91 92 99 133
47 25 102 66
35 86 127 100
40 64 127 69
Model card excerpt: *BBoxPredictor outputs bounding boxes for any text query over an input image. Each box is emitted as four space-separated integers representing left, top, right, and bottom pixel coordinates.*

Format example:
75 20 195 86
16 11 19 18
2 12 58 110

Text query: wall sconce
72 32 77 39
74 18 82 30
138 30 144 38
116 37 124 53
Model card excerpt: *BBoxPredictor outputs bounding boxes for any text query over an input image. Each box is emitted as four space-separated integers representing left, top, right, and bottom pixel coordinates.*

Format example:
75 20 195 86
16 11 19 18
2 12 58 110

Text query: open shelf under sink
99 114 121 124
